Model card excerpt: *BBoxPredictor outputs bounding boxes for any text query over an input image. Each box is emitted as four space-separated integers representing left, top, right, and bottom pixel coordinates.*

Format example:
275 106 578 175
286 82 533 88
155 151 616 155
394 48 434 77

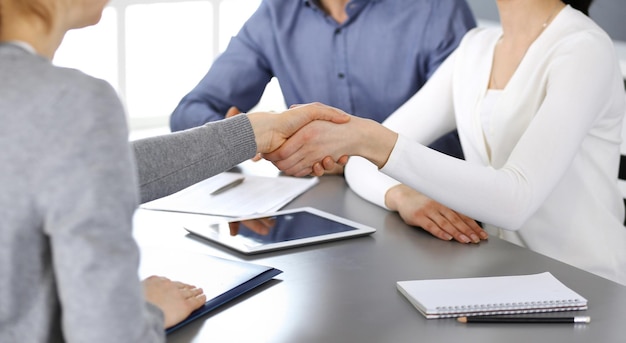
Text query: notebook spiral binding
434 299 586 317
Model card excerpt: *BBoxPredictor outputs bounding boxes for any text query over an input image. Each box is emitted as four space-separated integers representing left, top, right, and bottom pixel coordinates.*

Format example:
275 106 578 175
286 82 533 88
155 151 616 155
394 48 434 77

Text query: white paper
141 172 318 217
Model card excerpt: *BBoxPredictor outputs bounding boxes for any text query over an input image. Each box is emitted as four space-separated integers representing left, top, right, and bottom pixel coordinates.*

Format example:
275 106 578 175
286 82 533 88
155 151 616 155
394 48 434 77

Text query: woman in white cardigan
266 0 626 285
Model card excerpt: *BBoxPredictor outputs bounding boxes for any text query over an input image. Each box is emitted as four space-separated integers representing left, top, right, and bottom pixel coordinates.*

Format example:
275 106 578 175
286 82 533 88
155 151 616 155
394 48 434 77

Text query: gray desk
133 174 626 343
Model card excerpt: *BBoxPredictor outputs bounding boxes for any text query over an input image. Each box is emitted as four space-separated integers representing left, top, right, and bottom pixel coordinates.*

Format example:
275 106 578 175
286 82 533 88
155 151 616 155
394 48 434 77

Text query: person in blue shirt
170 0 476 161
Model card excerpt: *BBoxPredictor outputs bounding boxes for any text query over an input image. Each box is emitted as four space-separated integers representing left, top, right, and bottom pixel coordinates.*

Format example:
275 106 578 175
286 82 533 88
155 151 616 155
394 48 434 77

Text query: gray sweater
0 43 257 342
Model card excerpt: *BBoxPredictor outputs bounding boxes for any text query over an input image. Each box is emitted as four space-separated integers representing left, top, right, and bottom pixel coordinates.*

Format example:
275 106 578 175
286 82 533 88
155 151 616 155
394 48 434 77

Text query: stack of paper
141 172 318 217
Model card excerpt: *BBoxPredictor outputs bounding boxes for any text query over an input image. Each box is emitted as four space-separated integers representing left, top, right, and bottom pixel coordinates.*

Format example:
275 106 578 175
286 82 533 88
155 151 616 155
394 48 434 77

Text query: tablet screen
233 210 355 243
184 207 375 254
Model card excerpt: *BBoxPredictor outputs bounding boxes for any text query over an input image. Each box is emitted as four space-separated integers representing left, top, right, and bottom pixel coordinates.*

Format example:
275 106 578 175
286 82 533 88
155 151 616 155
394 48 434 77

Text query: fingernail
460 235 471 243
470 234 480 243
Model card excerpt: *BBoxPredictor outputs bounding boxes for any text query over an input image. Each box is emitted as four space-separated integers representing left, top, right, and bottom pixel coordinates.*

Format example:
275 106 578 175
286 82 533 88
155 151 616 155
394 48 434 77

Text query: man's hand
225 106 241 119
311 156 349 176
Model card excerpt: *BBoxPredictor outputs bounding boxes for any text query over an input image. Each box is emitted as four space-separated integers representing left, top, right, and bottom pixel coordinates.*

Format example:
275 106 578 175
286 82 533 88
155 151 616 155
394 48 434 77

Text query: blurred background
53 0 626 137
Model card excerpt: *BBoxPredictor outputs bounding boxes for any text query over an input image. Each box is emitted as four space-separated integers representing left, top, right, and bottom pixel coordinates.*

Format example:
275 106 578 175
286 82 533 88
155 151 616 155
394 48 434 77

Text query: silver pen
210 177 245 195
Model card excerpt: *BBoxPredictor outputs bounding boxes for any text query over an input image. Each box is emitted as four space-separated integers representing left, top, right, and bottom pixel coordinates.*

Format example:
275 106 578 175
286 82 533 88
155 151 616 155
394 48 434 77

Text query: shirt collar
4 41 36 55
303 0 374 26
302 0 374 9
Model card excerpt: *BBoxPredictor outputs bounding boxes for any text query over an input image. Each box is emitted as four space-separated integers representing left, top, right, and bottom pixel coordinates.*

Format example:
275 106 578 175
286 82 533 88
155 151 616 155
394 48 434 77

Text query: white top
480 90 502 159
345 6 626 285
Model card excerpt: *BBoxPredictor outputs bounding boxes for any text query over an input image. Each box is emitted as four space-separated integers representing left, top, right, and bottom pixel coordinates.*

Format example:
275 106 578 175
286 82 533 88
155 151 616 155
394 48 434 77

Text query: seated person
171 0 481 238
169 0 476 161
0 0 349 340
266 0 626 285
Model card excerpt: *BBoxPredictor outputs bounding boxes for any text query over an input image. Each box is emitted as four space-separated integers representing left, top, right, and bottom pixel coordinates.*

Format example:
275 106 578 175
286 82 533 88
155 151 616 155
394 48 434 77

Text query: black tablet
183 207 376 254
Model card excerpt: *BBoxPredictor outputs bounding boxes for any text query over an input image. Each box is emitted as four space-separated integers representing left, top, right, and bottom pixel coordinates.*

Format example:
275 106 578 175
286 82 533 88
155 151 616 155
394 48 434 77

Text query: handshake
244 102 398 176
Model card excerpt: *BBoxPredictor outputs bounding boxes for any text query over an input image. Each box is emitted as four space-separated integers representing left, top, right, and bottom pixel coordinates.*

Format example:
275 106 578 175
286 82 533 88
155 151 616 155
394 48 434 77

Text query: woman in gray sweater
0 0 348 341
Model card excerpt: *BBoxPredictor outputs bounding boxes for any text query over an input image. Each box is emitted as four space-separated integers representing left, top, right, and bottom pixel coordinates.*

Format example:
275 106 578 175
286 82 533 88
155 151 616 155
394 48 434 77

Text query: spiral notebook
397 272 587 319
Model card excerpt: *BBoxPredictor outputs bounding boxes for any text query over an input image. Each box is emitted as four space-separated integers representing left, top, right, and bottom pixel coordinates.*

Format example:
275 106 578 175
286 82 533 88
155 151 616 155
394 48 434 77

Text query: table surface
133 171 626 343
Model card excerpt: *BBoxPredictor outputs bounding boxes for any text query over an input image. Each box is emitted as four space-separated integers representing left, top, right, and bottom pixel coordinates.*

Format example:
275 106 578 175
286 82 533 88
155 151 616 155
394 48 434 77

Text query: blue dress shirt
170 0 476 132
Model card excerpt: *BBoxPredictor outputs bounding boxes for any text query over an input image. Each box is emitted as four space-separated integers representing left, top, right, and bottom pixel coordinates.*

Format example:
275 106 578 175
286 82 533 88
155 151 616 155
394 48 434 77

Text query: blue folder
138 248 282 334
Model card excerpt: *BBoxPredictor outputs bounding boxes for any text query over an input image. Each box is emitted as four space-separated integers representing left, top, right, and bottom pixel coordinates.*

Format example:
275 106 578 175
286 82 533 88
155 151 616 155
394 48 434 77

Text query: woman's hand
386 185 488 244
143 276 206 329
265 115 396 176
247 102 351 155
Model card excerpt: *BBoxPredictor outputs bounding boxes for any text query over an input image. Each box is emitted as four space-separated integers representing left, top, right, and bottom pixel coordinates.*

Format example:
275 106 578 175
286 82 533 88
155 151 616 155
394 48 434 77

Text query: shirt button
334 28 342 34
338 73 345 79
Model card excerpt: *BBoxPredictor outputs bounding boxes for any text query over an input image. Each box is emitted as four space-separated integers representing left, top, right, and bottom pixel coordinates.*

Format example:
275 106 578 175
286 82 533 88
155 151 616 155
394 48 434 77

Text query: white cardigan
345 6 626 285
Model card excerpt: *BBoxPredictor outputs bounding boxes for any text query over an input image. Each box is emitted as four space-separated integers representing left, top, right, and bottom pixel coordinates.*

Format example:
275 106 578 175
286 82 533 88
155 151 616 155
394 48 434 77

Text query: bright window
124 1 214 126
54 7 118 90
53 0 284 134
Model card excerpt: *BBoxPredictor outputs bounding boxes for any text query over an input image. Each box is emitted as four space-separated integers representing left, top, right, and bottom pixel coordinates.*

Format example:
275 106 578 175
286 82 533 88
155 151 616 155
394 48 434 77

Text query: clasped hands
245 102 395 176
246 102 360 176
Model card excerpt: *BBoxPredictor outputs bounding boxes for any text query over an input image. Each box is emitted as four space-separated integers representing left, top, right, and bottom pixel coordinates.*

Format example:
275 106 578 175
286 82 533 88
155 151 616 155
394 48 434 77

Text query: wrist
355 118 397 169
247 112 273 153
385 184 408 211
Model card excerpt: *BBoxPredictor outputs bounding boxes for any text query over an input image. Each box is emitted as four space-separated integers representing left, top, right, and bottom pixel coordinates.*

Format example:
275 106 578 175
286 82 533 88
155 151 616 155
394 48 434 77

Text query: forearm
170 26 275 132
381 135 532 229
134 115 256 203
344 156 401 209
